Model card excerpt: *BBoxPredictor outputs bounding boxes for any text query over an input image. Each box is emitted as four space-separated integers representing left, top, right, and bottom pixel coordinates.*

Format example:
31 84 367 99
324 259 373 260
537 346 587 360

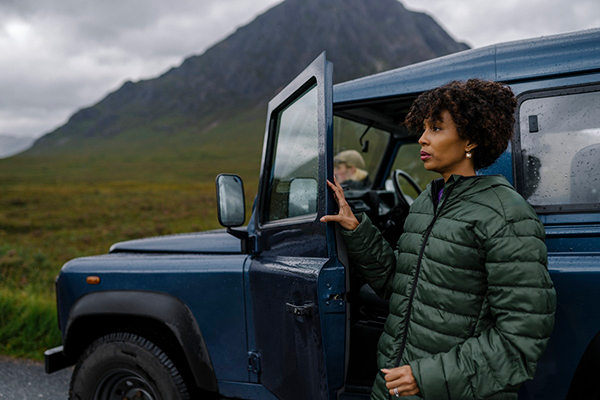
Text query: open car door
247 52 348 399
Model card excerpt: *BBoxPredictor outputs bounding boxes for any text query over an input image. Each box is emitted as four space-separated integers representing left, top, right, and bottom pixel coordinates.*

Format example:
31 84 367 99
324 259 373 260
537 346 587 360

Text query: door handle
286 302 314 316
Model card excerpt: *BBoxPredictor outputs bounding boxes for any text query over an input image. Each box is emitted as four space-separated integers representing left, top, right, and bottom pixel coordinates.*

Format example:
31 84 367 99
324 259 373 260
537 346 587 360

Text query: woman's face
418 110 476 180
334 163 355 183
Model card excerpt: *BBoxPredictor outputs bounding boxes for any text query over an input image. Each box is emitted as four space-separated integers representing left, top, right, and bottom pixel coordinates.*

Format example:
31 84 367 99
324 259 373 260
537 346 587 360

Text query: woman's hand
382 366 420 397
320 176 360 231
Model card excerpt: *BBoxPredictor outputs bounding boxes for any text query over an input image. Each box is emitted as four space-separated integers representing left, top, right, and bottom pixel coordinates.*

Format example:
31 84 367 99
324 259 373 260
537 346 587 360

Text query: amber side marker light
86 276 101 285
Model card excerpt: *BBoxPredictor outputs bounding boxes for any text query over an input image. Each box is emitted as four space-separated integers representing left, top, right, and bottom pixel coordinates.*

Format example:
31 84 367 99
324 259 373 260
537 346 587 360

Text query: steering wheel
391 169 422 210
380 169 422 248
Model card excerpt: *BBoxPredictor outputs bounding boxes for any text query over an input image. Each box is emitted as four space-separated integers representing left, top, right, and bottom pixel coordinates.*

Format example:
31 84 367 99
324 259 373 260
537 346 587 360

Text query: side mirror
216 174 246 227
288 177 318 218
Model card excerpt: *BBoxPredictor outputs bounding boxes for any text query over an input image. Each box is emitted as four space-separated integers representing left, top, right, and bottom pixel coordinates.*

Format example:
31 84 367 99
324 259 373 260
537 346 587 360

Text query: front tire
69 332 190 400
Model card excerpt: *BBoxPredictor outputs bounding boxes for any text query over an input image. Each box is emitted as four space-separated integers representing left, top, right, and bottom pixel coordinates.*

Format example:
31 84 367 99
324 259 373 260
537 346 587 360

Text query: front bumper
44 346 73 374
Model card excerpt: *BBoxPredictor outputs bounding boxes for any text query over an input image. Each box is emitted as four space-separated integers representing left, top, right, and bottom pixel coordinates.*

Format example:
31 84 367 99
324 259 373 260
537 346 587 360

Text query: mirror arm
359 123 372 152
227 227 255 254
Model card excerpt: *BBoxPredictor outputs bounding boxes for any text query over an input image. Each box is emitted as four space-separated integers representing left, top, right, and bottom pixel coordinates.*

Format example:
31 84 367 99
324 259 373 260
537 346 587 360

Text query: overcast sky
1 0 599 139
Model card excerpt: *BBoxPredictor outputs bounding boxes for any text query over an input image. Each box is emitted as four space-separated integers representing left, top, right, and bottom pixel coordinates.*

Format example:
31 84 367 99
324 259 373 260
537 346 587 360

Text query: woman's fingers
399 388 420 396
321 212 359 230
386 381 419 396
385 376 412 388
323 179 344 220
382 368 404 383
387 380 417 391
382 367 419 397
327 179 341 201
327 179 349 207
323 178 359 230
333 175 342 188
320 214 341 223
327 179 343 197
328 178 345 196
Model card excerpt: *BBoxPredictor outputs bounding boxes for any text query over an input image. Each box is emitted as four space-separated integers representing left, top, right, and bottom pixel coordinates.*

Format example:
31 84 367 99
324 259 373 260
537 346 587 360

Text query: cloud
0 0 283 138
402 0 600 48
0 0 598 138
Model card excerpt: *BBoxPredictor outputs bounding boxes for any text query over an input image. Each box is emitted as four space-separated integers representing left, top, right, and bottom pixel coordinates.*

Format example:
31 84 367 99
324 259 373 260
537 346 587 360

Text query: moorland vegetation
0 0 468 359
0 112 263 359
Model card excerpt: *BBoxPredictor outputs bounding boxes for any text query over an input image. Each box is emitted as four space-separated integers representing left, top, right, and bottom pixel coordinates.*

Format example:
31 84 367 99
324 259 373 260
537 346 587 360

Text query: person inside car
334 149 372 190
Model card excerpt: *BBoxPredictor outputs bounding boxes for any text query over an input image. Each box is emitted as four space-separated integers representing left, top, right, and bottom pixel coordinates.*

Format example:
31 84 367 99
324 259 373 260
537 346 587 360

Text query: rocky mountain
28 0 468 154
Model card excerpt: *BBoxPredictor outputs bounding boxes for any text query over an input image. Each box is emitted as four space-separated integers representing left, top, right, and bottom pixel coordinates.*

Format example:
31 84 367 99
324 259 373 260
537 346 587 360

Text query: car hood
109 228 242 254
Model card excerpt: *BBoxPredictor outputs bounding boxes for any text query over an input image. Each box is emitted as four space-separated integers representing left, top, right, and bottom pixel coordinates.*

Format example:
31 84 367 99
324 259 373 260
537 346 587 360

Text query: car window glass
389 143 440 198
266 84 319 222
520 90 600 207
333 116 389 190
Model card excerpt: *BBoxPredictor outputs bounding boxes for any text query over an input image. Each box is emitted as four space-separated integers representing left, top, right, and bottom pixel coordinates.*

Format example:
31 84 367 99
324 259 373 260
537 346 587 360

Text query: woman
321 79 556 399
334 149 372 190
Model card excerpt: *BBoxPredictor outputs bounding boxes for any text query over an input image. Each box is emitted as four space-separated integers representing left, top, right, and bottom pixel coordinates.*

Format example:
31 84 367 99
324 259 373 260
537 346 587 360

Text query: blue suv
46 28 600 400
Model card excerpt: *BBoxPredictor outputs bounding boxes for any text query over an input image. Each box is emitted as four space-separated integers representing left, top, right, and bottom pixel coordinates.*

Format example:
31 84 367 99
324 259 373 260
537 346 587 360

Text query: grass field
0 107 439 360
0 111 264 359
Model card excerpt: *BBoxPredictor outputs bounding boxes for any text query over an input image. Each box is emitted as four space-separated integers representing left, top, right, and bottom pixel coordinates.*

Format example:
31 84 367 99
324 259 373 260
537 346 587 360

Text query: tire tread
69 332 190 400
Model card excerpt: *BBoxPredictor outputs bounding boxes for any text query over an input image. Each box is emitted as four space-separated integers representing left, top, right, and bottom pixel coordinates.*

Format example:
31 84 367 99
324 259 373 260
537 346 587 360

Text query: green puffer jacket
341 175 556 400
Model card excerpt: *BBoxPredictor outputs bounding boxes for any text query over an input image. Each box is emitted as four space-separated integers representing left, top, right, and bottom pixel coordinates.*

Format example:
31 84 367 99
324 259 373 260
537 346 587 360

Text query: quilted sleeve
340 213 398 300
408 212 557 399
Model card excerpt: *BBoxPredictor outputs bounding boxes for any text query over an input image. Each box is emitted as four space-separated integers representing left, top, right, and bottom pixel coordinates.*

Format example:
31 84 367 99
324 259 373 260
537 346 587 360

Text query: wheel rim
95 368 159 400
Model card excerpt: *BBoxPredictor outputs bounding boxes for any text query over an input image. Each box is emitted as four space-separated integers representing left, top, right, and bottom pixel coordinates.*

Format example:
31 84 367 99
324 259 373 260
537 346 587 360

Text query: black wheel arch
63 290 218 393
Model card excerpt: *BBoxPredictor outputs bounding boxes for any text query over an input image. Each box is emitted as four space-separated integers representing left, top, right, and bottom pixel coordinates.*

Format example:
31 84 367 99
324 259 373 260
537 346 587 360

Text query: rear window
517 86 600 212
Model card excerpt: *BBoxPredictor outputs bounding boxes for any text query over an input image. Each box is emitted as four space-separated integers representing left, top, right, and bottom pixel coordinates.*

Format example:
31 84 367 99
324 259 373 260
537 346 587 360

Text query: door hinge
248 351 261 374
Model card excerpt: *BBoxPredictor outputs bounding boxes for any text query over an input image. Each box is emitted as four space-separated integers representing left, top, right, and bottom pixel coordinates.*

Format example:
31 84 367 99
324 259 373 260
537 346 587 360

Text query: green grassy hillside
0 111 264 359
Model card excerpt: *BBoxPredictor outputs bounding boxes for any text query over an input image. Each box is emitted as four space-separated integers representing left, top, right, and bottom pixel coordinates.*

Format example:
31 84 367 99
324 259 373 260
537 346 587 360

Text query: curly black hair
404 79 517 170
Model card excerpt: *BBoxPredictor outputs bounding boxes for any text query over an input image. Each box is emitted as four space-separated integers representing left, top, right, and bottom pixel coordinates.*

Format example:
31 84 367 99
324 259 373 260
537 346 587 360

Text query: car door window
265 83 319 221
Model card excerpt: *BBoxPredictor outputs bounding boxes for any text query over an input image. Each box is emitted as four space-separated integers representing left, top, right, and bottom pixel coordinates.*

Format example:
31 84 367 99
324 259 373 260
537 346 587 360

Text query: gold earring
466 151 472 159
